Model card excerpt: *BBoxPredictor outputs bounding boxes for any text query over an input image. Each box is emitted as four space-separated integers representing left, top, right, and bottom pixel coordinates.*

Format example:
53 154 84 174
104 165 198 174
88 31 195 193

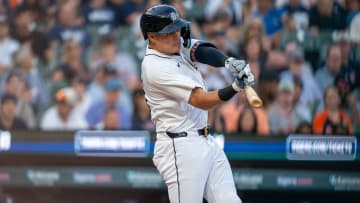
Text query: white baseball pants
153 132 242 203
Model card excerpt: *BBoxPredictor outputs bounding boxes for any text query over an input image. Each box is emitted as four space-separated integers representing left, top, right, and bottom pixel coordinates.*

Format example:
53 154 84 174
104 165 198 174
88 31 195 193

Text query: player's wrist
218 85 239 101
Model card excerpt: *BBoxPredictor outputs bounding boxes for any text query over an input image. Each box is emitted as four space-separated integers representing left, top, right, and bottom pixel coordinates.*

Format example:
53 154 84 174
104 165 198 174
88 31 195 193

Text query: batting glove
232 66 255 91
225 57 247 77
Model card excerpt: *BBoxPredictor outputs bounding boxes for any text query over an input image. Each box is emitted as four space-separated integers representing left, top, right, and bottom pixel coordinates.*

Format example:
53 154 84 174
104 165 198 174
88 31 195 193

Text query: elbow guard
191 42 227 67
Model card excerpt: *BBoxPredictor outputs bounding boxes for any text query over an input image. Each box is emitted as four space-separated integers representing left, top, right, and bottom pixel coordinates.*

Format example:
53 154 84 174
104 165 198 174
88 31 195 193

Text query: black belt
166 127 209 138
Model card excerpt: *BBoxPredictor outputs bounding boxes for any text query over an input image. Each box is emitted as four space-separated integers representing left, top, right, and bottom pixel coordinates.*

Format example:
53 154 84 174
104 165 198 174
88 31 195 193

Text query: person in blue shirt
85 78 131 129
252 0 284 37
81 0 116 29
48 2 90 47
281 0 309 30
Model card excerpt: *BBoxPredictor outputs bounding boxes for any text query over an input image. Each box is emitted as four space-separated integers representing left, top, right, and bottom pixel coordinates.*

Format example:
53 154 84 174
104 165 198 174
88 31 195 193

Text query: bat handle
244 86 263 108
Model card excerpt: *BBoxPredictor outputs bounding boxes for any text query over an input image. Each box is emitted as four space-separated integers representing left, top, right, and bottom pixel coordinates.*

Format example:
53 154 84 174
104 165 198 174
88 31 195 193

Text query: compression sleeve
192 44 228 67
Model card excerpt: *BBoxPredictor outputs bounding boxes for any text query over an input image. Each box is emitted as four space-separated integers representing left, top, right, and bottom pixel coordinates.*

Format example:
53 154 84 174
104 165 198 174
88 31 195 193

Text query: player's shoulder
142 52 176 71
141 50 179 83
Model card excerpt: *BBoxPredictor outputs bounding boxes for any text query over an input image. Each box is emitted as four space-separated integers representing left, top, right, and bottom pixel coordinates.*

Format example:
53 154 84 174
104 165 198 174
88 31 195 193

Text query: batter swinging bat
245 86 263 108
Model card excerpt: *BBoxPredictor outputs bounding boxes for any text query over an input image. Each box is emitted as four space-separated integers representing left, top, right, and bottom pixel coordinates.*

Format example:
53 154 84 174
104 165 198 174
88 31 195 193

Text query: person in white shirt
41 87 88 130
0 17 19 72
140 5 254 203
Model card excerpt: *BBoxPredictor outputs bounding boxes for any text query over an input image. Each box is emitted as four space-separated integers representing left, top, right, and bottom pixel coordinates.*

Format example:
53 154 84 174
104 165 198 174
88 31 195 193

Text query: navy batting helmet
140 5 190 40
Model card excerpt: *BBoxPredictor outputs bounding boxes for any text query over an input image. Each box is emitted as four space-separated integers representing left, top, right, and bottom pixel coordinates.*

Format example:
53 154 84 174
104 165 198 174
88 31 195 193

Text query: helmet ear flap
181 25 191 48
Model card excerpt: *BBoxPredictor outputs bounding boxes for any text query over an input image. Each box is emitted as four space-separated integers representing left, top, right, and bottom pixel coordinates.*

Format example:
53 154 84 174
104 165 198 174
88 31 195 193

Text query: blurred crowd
0 0 359 136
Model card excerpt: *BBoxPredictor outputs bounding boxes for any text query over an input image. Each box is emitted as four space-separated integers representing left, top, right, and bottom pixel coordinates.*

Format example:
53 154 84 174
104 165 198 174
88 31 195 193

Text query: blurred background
0 0 359 202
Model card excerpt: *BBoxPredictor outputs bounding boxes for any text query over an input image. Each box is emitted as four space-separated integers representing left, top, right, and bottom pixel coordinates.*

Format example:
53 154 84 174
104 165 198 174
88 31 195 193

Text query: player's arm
190 42 250 77
189 77 246 110
188 43 254 110
189 87 236 110
189 88 222 110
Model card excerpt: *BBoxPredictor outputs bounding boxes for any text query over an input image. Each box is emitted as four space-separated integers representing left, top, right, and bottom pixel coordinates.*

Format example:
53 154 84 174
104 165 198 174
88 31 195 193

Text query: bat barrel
244 86 263 108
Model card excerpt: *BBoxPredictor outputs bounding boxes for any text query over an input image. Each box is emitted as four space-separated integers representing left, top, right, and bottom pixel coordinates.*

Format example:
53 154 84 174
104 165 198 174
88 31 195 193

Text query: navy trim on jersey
171 138 181 203
144 54 171 59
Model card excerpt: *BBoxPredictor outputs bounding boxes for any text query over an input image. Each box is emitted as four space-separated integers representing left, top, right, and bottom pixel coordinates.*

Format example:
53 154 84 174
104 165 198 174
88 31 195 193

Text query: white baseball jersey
141 39 208 134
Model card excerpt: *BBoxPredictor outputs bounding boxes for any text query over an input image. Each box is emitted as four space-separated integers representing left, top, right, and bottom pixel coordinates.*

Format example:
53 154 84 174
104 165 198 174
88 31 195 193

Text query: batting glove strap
232 79 245 92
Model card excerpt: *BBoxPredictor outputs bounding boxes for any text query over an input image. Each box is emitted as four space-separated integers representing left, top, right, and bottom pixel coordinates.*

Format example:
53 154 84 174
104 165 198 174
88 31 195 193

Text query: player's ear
149 33 160 39
148 33 158 43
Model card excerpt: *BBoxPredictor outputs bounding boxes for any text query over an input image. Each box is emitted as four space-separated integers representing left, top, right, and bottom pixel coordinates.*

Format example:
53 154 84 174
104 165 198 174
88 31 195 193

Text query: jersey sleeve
142 58 198 102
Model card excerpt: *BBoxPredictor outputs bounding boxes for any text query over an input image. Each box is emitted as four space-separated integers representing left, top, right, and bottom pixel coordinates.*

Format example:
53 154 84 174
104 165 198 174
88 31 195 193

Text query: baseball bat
244 86 263 108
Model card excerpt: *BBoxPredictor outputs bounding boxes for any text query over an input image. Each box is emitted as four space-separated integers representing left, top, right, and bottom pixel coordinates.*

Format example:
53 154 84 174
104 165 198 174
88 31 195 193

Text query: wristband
218 85 238 101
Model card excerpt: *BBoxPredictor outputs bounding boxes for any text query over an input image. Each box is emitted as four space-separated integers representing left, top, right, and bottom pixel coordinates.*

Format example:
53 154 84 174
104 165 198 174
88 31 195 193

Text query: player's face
148 31 181 54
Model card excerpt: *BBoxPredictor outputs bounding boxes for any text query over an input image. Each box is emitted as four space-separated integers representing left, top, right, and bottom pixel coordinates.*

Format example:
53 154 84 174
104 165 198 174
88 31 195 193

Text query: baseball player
140 4 254 203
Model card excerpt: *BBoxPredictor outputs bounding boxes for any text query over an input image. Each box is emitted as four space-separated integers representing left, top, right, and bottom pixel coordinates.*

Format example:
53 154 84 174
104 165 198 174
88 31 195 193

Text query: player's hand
225 57 248 77
232 68 255 91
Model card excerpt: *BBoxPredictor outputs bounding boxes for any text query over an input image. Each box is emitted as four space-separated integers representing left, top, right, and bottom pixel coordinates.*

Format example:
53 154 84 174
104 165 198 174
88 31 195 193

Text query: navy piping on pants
171 138 180 203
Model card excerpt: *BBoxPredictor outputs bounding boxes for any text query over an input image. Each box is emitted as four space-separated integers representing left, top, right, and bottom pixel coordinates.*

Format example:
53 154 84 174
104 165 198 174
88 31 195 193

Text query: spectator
292 76 312 123
91 35 139 91
241 36 268 73
70 76 92 121
221 90 269 135
12 0 48 32
48 1 90 47
281 47 322 111
110 0 145 26
13 45 49 112
30 32 55 75
242 0 258 22
98 105 121 130
313 85 352 135
238 17 271 52
204 0 244 25
257 69 279 108
334 38 360 100
58 39 90 84
41 87 88 130
2 72 36 129
82 0 116 28
335 70 360 110
252 0 284 37
0 93 27 130
281 0 309 31
10 7 35 44
86 63 117 102
309 0 347 34
0 16 19 73
236 104 258 134
315 44 343 92
209 30 239 58
267 78 304 134
344 0 359 25
131 89 154 131
85 78 131 129
266 50 289 71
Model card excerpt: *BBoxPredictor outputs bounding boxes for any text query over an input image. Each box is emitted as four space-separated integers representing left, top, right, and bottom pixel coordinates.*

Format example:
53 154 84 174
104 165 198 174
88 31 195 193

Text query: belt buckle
204 127 209 137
